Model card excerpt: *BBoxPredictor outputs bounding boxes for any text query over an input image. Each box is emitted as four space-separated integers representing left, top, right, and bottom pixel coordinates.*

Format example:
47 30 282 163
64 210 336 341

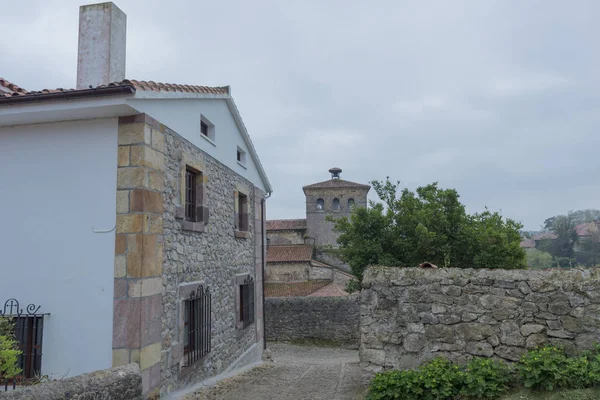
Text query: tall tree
548 214 579 259
332 178 526 279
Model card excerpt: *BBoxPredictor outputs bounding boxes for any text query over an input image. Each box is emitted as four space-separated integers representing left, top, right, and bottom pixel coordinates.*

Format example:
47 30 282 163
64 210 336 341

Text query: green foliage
577 230 600 267
367 357 462 400
461 357 511 398
367 369 424 400
0 317 21 380
0 317 14 337
525 248 554 269
517 345 600 391
544 210 600 230
333 178 526 279
344 279 361 294
0 337 21 379
367 357 512 400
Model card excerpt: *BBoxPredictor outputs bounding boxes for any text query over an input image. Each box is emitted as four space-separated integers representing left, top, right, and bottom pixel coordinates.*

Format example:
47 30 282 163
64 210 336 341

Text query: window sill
201 134 216 147
236 321 255 330
234 230 249 239
182 220 206 233
237 160 247 169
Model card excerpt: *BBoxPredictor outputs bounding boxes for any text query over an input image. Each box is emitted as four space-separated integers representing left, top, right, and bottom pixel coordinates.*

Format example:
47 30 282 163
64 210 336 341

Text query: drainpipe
261 192 271 350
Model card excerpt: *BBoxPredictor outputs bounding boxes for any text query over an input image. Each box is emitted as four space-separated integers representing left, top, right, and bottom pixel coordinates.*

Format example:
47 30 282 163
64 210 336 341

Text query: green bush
461 357 511 398
0 317 21 380
517 345 600 391
367 369 424 400
345 279 361 294
517 346 567 390
418 357 463 399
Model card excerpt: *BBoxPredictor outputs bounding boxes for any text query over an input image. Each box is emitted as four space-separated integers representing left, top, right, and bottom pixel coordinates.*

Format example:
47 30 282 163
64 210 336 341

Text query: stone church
266 168 370 295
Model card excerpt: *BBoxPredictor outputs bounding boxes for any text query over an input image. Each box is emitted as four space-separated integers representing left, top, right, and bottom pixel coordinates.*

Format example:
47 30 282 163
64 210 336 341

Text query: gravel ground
184 343 369 400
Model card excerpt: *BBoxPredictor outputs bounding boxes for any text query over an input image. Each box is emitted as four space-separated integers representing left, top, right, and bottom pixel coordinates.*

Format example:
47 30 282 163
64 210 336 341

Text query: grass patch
500 388 600 400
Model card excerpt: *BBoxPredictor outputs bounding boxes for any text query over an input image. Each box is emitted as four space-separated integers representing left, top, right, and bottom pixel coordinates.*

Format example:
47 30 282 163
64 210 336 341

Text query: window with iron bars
1 297 47 391
239 276 255 329
183 285 211 366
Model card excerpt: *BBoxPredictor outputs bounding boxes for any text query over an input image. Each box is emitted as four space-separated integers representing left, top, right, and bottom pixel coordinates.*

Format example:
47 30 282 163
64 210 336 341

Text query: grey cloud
3 0 600 229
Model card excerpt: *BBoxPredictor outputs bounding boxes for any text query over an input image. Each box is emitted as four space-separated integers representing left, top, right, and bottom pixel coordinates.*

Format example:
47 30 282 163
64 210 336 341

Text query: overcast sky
3 0 600 230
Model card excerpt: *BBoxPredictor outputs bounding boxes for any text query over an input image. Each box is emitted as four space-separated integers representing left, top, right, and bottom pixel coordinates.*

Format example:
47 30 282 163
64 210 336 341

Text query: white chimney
76 2 127 89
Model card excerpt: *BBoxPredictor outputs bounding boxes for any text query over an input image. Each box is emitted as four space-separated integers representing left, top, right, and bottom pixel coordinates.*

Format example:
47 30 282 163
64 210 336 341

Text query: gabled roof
0 78 272 194
575 221 599 237
520 238 535 248
303 178 370 191
0 77 28 95
267 245 313 263
532 232 558 241
266 219 307 231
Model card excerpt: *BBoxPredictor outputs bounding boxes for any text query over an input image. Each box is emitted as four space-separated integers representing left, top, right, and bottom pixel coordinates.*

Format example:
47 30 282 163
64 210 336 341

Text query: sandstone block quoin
359 267 600 372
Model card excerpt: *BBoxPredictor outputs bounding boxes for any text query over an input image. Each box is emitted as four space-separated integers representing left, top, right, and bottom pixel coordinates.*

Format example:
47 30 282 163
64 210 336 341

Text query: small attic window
200 115 215 143
332 198 340 210
316 199 324 210
237 146 247 167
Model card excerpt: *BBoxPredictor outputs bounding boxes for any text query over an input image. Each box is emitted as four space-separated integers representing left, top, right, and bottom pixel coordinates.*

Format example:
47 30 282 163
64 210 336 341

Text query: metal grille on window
1 299 48 391
240 276 255 329
184 285 211 366
185 168 197 221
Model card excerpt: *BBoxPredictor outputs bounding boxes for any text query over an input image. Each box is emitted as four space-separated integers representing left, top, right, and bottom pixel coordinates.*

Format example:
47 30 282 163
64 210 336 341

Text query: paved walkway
184 343 368 400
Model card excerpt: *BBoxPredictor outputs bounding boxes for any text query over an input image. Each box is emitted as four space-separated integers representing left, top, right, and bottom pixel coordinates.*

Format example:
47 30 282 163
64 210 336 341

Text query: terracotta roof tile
0 77 28 95
532 232 558 241
520 238 536 248
0 81 134 99
266 219 307 231
303 178 370 190
267 245 313 263
1 79 229 99
126 79 229 95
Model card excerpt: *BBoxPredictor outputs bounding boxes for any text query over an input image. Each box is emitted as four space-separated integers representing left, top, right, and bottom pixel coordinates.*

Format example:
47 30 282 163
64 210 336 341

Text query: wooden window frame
235 274 255 330
234 189 249 237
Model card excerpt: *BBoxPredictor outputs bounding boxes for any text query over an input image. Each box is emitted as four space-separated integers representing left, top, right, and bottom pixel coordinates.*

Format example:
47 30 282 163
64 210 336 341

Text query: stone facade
112 114 266 398
265 295 360 348
360 267 600 372
159 124 264 396
304 185 369 249
267 229 306 246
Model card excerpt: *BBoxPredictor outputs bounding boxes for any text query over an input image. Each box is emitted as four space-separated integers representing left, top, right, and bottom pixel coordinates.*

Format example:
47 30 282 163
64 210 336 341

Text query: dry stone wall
3 364 142 400
360 267 600 372
266 295 360 348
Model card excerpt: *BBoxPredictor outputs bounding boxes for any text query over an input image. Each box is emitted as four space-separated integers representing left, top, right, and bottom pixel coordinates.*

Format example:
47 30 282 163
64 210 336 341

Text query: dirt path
184 343 369 400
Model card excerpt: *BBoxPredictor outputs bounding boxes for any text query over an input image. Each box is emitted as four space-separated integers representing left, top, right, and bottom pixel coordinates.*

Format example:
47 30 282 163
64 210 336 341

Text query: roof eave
225 96 273 194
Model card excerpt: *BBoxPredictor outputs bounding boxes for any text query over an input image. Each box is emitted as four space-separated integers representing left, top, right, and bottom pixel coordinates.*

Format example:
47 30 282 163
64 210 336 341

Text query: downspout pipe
261 192 271 350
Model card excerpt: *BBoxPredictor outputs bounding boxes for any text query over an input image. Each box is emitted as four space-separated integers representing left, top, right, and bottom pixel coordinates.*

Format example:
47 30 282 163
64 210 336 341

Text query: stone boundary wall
266 295 360 347
360 267 600 372
3 364 142 400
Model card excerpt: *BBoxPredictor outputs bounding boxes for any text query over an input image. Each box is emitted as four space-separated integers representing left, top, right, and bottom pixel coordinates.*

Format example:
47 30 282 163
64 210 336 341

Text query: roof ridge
303 178 371 190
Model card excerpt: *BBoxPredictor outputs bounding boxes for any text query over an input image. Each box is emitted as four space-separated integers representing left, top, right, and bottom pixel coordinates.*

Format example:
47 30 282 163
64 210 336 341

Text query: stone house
0 2 271 398
265 168 368 294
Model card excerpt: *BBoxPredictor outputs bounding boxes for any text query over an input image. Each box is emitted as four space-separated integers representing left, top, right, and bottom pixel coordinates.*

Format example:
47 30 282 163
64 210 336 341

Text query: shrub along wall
360 267 600 372
265 295 360 348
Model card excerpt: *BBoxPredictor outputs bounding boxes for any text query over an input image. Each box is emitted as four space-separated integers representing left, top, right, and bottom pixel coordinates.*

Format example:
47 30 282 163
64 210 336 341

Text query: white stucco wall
0 118 118 378
127 98 267 192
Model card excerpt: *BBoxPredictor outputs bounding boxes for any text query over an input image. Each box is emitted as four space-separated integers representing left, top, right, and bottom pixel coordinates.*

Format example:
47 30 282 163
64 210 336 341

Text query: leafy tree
543 209 600 230
577 229 600 267
525 248 554 269
332 178 526 279
548 214 579 259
